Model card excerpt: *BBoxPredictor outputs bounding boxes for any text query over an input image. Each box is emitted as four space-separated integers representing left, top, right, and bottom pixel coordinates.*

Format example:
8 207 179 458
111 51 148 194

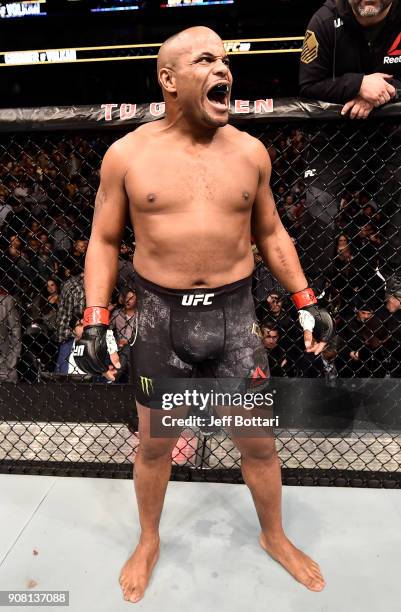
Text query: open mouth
206 82 229 110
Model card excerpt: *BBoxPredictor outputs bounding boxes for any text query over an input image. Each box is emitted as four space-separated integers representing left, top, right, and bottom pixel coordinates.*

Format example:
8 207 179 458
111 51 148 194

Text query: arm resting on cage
250 141 308 294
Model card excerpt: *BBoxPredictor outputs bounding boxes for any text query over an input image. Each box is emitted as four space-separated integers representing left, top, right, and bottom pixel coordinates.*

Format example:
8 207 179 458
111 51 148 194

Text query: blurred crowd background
0 123 399 383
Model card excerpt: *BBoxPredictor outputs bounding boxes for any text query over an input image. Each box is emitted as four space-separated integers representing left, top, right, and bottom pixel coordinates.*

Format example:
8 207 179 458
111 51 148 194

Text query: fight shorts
132 272 270 408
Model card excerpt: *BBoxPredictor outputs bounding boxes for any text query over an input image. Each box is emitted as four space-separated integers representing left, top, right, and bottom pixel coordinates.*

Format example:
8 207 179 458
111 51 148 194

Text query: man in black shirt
298 0 401 289
300 0 401 109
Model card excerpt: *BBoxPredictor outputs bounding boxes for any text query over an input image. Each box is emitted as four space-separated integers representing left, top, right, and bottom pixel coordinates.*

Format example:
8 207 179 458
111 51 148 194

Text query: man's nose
212 59 230 77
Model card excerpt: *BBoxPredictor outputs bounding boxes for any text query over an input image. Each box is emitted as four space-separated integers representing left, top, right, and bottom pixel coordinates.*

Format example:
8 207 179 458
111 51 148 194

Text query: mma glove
73 306 119 375
291 288 334 343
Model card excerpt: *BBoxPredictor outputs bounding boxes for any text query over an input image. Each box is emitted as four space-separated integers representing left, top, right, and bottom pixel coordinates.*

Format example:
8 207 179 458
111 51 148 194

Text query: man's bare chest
125 147 259 213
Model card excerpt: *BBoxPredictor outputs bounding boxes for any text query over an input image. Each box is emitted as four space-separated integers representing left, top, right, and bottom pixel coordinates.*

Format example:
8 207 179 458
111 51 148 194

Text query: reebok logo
181 293 215 306
384 32 401 63
72 345 84 357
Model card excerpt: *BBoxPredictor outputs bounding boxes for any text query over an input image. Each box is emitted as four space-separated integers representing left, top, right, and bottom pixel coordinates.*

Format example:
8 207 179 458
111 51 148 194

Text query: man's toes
129 588 143 603
308 576 325 591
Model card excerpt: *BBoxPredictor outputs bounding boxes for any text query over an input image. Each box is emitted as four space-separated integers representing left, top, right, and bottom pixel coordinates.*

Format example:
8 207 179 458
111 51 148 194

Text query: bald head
157 26 232 129
157 26 223 78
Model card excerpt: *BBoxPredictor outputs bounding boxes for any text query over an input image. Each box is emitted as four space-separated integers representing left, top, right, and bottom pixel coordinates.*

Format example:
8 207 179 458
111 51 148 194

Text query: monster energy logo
140 376 154 396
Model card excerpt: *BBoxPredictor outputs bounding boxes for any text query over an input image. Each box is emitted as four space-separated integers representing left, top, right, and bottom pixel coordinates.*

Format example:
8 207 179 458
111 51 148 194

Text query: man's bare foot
259 532 325 592
119 536 160 603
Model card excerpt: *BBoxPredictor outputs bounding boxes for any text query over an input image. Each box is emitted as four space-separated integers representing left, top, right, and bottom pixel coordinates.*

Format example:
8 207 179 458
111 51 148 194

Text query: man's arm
299 13 364 103
251 142 307 294
73 140 129 378
85 141 129 307
250 139 333 354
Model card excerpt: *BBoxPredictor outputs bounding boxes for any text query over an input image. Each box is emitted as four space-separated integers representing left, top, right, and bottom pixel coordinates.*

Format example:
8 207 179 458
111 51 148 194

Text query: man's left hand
298 306 334 355
341 96 374 119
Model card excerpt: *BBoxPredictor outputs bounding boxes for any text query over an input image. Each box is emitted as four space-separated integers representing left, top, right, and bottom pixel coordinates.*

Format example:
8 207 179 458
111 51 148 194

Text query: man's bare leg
231 431 325 591
119 402 183 603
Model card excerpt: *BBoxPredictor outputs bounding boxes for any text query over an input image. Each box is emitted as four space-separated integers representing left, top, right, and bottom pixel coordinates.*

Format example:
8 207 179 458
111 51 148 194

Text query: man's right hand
73 306 121 380
359 73 396 107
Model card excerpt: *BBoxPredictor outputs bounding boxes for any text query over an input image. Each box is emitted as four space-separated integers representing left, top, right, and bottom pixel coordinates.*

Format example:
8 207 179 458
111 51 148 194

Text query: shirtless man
75 26 333 603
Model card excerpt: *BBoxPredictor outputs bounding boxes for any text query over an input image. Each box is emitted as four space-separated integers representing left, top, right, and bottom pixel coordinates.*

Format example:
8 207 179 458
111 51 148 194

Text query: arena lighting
0 37 304 66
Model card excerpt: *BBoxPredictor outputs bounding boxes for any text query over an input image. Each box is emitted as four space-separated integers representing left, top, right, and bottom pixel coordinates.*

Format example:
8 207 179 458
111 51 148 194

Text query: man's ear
159 68 177 94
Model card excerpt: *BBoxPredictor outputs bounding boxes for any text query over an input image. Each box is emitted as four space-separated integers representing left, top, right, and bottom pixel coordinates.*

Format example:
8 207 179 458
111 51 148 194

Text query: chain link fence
0 101 400 486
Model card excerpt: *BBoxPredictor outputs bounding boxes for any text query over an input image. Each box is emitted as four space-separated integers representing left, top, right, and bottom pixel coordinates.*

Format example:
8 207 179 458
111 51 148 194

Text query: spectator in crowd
0 198 12 229
299 0 401 287
48 214 73 257
252 245 283 305
64 239 88 274
374 276 401 376
295 338 340 380
261 325 288 376
329 234 360 316
117 243 136 292
110 289 137 347
55 314 86 375
257 289 292 338
37 240 57 280
56 270 85 344
0 288 21 382
338 296 389 377
0 235 30 295
29 278 60 333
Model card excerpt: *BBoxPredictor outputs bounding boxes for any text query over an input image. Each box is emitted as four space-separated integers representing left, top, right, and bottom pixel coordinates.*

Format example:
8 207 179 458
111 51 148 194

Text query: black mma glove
291 288 334 344
73 306 119 375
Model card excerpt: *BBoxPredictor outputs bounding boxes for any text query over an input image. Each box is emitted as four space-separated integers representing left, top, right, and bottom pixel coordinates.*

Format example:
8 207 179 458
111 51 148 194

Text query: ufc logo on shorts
181 293 215 306
72 345 84 357
304 169 317 178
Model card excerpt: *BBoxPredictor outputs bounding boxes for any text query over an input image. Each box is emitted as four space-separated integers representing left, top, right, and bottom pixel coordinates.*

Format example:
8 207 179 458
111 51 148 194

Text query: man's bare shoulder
222 125 271 167
107 122 156 154
102 122 159 175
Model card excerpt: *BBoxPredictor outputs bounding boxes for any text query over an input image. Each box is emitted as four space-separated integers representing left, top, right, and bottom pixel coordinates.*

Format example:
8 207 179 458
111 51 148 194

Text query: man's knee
234 437 277 463
138 437 177 462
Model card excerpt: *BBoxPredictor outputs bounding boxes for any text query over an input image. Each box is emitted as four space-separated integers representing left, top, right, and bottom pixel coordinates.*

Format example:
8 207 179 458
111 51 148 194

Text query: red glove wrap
83 306 110 327
291 288 317 310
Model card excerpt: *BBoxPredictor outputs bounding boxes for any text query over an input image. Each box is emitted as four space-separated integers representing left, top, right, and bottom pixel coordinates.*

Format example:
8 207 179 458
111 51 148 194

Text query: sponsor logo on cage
140 376 153 396
181 293 215 306
301 30 319 64
223 40 251 53
101 99 274 121
384 32 401 63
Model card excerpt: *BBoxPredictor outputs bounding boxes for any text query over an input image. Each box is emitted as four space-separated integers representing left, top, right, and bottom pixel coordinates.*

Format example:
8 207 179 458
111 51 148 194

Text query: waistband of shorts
133 271 252 308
